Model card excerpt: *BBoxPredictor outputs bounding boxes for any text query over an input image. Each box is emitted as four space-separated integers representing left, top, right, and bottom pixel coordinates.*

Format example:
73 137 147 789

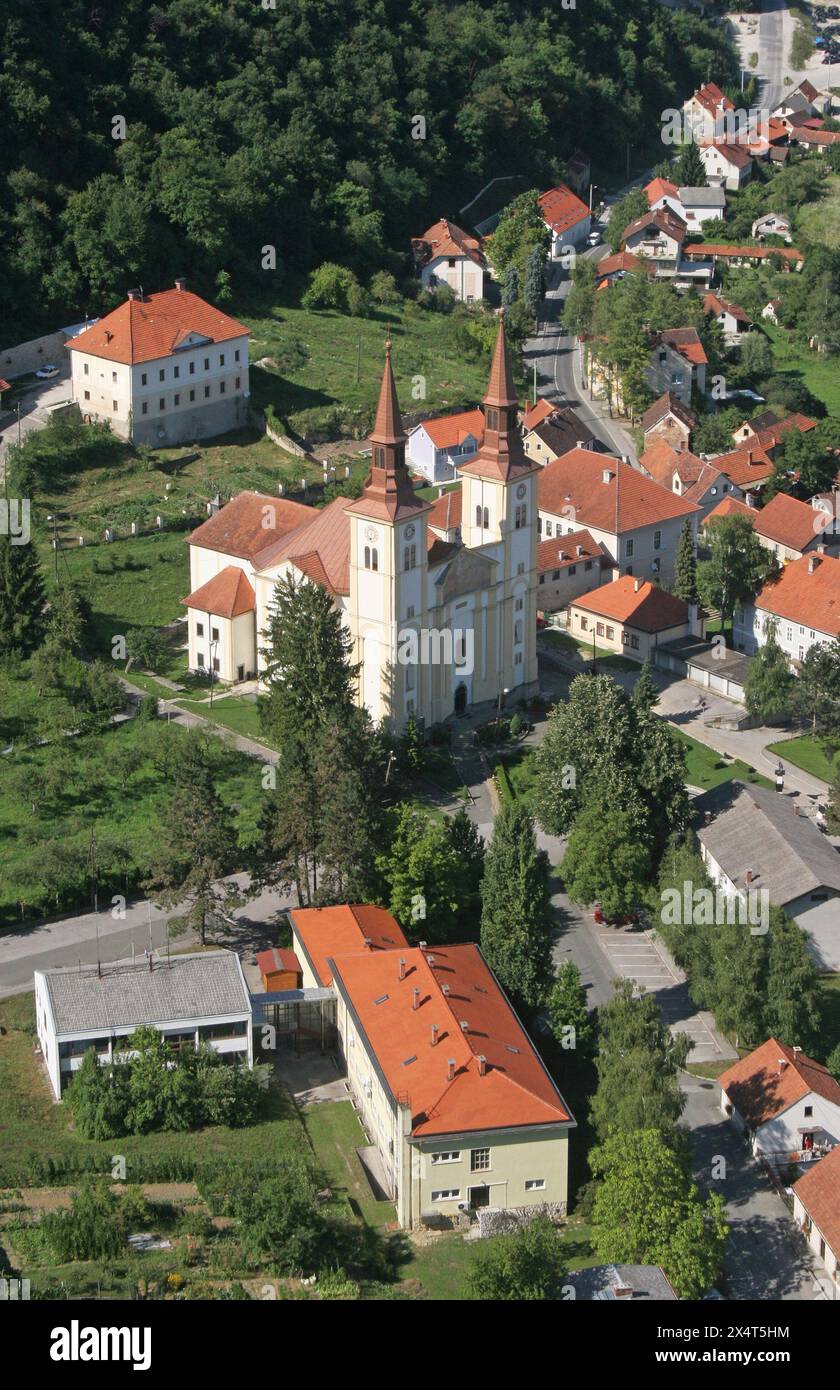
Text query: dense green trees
377 804 484 943
744 618 796 724
674 517 699 605
466 1215 568 1300
697 512 779 625
0 0 737 336
479 803 554 1007
590 979 688 1142
0 533 47 658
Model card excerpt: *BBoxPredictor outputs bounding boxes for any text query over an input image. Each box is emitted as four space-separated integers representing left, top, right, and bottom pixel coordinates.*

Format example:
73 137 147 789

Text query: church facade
183 318 539 730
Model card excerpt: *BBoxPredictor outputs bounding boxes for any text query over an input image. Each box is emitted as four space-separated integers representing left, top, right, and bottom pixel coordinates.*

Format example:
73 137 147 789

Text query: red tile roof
290 905 410 988
538 452 699 532
412 219 484 267
182 565 256 619
754 552 840 637
571 575 689 632
703 292 751 325
639 440 707 489
793 1145 840 1258
701 140 753 168
522 397 556 429
427 487 462 534
689 82 734 119
623 208 687 245
705 496 754 527
710 444 774 488
657 327 708 366
685 244 804 266
720 1038 840 1130
644 177 679 206
538 184 591 235
187 492 315 560
753 491 829 553
795 128 840 146
330 943 574 1138
418 408 484 450
537 528 604 574
641 392 696 434
256 948 302 980
596 251 643 281
68 287 249 366
253 494 355 596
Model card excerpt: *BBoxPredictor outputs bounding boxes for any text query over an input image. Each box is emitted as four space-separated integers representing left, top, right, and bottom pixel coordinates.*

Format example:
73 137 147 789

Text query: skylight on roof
403 1055 417 1067
505 1045 521 1054
374 994 389 1006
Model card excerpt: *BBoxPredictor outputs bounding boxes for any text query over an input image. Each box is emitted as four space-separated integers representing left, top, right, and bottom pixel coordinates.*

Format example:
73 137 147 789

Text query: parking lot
595 924 736 1067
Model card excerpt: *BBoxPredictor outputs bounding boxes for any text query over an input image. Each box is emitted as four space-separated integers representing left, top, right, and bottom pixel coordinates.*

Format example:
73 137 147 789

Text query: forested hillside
0 0 735 338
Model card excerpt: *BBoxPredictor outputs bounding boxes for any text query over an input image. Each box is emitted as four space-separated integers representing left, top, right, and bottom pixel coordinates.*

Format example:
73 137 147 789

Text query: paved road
681 1071 822 1300
0 367 73 481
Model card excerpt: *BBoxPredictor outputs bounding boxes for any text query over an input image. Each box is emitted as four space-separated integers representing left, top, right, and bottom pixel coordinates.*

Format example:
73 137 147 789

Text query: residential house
703 291 753 345
621 208 686 277
256 948 302 992
697 778 840 971
681 83 735 142
407 407 484 484
640 440 742 519
68 280 250 446
791 128 840 155
538 184 592 255
774 82 830 119
699 142 753 190
705 491 831 563
732 411 816 449
537 451 699 585
520 397 556 431
646 328 708 404
676 185 727 231
734 550 840 668
643 176 683 217
35 952 253 1101
706 441 776 500
793 1145 840 1296
182 322 540 729
719 1038 840 1168
641 392 696 449
752 212 792 243
568 575 694 663
411 220 486 302
595 251 645 289
762 299 783 325
536 529 608 615
522 405 596 466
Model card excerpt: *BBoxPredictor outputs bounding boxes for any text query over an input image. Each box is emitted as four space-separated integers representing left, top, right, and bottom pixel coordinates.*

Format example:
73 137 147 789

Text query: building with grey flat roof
35 950 253 1098
563 1264 677 1300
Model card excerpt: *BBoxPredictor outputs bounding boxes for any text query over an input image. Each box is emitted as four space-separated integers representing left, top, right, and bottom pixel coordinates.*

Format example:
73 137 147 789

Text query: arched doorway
454 682 468 715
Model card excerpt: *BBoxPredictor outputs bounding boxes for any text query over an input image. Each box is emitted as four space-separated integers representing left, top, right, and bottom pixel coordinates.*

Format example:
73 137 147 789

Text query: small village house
641 392 696 449
407 407 485 484
411 220 486 303
568 575 694 663
719 1038 840 1168
538 184 592 256
792 1145 840 1297
536 528 607 616
734 550 840 667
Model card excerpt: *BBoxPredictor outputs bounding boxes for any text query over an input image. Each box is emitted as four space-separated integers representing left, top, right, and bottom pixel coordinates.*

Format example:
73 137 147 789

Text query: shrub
509 713 523 737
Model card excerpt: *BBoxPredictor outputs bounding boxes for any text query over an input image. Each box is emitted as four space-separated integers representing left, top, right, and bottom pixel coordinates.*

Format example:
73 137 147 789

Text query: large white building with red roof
411 219 486 302
734 549 840 664
537 184 591 256
68 279 250 446
183 319 539 725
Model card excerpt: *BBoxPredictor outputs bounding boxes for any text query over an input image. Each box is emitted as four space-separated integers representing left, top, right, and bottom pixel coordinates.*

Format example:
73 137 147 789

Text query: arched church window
483 507 489 529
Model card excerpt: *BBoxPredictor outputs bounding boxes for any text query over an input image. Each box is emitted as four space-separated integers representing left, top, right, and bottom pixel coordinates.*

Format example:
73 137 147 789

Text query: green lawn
492 745 537 807
819 976 840 1062
767 734 838 784
670 728 774 791
0 709 266 926
303 1100 395 1230
174 694 275 748
0 995 308 1187
797 173 840 250
538 628 639 670
243 296 504 442
763 323 840 416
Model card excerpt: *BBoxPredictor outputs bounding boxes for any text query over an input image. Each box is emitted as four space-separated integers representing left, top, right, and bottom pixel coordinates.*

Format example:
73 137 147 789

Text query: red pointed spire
483 311 517 409
370 338 405 445
347 340 428 522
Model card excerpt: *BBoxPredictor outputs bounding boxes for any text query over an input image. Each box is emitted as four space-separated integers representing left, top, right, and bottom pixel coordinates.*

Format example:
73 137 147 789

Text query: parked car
587 229 602 248
593 903 645 930
35 364 59 379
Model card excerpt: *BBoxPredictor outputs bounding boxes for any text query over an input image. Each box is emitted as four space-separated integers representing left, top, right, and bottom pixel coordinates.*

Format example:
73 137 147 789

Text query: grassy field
538 628 639 671
243 295 502 443
763 323 840 416
0 702 266 926
174 694 272 747
0 996 307 1186
670 728 774 791
767 734 838 784
492 745 537 807
797 174 840 250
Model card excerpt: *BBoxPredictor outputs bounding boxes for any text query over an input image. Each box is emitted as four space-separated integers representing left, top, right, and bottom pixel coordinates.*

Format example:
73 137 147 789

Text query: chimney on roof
399 957 406 981
460 1020 469 1032
746 449 753 465
778 1057 789 1073
576 544 583 556
603 468 615 484
577 440 586 449
431 1024 439 1047
477 1055 487 1076
745 869 755 885
126 287 144 302
412 987 420 1011
447 1058 456 1082
809 555 821 574
174 276 187 292
418 940 427 950
634 577 641 592
442 984 450 996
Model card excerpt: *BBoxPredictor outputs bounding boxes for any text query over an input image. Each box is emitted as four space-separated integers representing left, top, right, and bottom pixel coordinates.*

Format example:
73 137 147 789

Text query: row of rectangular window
83 379 241 412
83 349 241 384
431 1178 545 1202
577 612 640 649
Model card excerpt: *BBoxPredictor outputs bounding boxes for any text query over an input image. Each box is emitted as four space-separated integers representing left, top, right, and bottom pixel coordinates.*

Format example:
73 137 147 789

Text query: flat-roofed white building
68 279 250 446
35 951 253 1099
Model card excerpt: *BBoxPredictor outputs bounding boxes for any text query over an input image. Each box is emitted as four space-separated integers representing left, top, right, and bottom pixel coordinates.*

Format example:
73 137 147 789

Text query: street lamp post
496 685 509 738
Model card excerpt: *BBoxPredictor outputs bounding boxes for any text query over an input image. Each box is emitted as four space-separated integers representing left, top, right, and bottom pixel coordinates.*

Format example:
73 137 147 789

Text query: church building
182 317 539 730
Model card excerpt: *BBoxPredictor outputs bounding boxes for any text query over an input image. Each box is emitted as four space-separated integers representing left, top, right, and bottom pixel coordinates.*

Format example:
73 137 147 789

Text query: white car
35 364 60 379
587 230 602 248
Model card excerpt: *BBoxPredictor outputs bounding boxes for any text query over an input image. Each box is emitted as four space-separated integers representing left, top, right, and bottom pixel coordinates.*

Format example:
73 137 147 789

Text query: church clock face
516 483 527 499
404 523 416 540
364 526 378 542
